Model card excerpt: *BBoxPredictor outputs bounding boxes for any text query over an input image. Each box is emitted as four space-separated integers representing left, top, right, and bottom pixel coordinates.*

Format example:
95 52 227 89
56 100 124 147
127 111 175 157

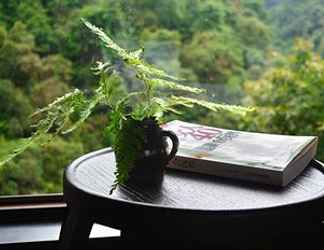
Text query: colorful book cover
163 120 318 185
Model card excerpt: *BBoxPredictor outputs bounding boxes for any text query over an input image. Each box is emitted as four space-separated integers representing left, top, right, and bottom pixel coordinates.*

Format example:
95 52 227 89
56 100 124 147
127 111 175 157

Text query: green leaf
31 89 83 117
169 96 254 115
129 47 144 59
83 19 183 82
0 134 44 167
150 78 205 94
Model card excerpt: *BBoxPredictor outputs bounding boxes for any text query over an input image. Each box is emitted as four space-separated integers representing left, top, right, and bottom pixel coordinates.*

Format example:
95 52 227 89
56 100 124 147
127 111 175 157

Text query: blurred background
1 0 324 195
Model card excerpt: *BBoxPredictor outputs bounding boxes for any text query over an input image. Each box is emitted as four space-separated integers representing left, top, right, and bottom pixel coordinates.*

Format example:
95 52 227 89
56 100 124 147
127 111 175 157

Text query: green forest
1 0 324 195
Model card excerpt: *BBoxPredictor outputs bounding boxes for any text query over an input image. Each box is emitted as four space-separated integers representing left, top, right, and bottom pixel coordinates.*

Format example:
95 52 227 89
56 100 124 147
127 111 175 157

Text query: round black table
58 148 324 250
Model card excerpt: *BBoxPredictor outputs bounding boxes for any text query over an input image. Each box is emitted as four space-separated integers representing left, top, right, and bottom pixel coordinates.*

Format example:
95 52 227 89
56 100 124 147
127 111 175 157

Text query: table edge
65 147 324 214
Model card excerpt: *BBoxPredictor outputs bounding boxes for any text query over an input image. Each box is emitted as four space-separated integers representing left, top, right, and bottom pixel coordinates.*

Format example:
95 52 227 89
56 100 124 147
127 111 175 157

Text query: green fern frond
132 101 165 121
31 89 83 117
151 97 183 114
0 87 101 167
62 94 103 134
83 19 182 82
135 62 183 81
0 133 52 167
33 90 88 133
169 96 254 115
91 61 113 75
82 19 127 58
108 116 145 194
0 137 35 166
129 47 144 59
150 78 205 94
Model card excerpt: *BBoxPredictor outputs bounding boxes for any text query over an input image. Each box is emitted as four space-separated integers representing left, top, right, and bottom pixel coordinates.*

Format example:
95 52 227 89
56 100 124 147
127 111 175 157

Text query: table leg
59 205 93 250
121 230 200 249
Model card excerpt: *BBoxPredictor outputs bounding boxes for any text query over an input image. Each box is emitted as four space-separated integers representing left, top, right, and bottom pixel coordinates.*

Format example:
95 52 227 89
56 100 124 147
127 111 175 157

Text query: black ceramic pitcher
126 118 179 186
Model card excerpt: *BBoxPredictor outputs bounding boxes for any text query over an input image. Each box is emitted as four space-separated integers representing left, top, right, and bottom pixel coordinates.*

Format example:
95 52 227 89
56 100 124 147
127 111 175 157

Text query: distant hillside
264 0 281 8
265 0 324 55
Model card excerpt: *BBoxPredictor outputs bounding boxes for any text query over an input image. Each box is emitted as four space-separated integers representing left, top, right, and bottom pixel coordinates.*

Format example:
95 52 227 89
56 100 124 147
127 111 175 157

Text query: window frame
0 194 65 224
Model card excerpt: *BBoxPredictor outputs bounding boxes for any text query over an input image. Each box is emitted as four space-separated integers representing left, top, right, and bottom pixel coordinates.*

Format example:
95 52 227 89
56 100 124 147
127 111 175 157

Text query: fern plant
0 20 252 192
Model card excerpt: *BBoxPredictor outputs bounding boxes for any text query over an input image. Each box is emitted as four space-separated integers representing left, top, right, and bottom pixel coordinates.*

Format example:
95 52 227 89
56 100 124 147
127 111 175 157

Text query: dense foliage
0 20 249 191
203 40 324 156
0 0 323 194
267 0 324 56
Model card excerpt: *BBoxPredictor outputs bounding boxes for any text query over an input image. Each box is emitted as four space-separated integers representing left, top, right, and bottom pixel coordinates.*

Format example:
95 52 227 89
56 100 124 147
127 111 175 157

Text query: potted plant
0 20 251 193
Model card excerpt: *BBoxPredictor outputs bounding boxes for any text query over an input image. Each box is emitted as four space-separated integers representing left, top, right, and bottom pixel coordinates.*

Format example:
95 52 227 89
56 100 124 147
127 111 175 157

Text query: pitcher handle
162 130 179 162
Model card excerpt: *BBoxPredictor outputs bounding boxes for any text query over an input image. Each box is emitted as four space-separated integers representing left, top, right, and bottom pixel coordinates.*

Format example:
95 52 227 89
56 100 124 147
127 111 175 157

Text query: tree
180 31 245 85
203 40 324 161
0 0 273 194
267 0 324 56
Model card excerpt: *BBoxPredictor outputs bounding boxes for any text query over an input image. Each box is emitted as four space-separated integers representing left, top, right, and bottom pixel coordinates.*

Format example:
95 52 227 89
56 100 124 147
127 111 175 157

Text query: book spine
283 139 318 186
167 156 282 186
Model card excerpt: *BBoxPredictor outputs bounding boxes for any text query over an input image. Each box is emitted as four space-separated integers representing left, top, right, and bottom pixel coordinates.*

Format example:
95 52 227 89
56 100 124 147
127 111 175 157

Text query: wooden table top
66 148 324 212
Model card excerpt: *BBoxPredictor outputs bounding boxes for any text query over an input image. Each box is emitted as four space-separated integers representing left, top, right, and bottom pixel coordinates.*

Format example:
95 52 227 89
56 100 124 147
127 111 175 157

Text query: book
163 120 318 187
